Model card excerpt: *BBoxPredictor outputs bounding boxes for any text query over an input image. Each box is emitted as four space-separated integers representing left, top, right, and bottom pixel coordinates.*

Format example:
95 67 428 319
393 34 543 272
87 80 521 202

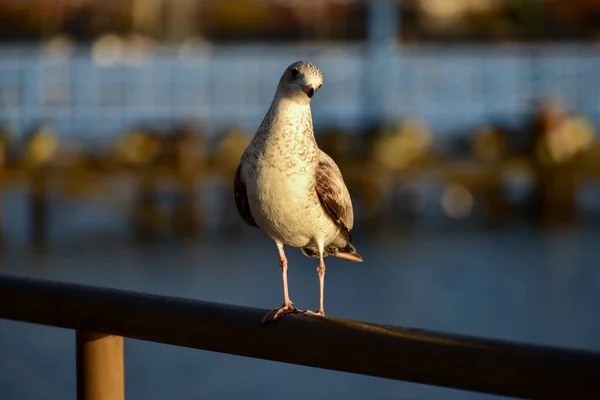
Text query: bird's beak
300 84 315 99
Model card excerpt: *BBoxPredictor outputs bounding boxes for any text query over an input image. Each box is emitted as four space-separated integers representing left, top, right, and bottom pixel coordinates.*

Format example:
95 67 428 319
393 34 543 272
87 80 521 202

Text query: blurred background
1 1 599 399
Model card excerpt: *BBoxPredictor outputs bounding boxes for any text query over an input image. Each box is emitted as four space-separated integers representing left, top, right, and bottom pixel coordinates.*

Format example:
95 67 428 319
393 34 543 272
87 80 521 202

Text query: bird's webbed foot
261 303 303 324
303 309 325 317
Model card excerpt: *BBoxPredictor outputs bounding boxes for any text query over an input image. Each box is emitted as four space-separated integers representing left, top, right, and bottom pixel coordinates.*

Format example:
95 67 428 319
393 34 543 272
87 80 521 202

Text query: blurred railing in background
1 44 599 138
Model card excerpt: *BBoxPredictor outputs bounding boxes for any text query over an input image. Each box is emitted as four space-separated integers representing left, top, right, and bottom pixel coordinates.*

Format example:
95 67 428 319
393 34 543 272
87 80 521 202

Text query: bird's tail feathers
301 242 363 262
335 243 363 263
335 250 363 263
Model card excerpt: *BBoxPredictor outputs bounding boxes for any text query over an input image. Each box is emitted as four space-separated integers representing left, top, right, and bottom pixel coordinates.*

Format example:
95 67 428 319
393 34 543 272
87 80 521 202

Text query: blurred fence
0 43 599 141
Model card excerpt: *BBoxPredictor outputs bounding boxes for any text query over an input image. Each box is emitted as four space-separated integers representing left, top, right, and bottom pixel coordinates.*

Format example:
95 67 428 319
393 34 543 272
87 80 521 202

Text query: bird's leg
280 247 293 307
304 253 326 317
315 256 326 315
262 242 302 324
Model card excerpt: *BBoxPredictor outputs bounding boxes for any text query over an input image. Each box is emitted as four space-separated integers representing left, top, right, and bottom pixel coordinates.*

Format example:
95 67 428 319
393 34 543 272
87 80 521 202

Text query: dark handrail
0 275 598 399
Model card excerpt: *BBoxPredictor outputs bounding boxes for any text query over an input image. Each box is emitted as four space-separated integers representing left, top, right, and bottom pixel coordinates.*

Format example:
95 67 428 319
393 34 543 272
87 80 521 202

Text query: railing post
76 330 125 400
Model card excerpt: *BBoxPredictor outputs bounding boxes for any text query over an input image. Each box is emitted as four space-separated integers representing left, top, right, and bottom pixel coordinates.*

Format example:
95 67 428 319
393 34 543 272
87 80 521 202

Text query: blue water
1 194 599 399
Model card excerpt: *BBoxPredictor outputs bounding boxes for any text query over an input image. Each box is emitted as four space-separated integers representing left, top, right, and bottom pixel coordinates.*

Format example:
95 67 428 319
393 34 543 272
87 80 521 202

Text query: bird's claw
262 304 302 324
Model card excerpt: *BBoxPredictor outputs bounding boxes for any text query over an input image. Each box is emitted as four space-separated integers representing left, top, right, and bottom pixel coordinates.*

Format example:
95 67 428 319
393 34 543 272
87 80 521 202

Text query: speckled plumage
233 61 362 322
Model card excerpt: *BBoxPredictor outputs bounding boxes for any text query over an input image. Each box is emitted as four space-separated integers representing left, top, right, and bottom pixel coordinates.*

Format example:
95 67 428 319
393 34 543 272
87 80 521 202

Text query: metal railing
0 275 599 399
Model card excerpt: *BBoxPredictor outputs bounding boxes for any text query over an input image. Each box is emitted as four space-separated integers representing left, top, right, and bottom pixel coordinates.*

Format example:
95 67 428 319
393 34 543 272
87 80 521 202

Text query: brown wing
315 151 354 240
233 163 258 228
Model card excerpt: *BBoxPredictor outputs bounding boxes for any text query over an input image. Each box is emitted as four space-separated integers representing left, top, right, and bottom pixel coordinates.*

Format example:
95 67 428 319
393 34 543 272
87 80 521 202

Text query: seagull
234 60 363 324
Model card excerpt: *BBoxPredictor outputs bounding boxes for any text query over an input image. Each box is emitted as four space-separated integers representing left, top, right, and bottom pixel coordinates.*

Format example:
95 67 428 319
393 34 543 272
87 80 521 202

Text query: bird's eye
290 68 299 78
318 83 323 89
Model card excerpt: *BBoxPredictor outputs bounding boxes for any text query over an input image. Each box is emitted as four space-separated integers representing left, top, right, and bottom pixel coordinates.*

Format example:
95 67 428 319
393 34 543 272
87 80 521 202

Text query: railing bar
0 275 598 399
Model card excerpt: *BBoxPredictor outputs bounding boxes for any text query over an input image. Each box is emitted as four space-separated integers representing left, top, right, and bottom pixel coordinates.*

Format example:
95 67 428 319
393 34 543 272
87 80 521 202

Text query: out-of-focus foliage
0 0 367 43
371 119 432 170
0 1 599 43
402 0 600 42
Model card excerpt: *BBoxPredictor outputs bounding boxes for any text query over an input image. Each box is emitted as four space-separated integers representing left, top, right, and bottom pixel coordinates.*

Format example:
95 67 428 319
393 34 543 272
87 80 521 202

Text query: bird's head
275 61 324 104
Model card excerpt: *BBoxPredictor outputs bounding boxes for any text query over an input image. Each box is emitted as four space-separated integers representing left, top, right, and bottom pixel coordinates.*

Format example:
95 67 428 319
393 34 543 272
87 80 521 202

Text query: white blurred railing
0 43 599 141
